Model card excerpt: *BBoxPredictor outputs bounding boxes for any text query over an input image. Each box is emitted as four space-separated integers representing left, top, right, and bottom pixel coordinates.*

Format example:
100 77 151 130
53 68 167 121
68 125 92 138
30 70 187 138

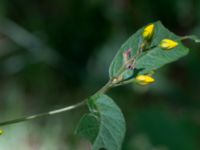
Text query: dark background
0 0 200 149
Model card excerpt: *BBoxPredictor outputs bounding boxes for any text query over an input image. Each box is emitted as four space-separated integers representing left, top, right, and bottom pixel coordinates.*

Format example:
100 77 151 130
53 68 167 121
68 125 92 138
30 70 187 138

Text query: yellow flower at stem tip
0 129 3 135
160 39 178 50
143 24 155 40
136 75 155 85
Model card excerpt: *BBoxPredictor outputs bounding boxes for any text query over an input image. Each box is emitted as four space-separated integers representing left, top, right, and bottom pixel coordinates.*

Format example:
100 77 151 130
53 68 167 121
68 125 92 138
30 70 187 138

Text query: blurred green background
0 0 200 150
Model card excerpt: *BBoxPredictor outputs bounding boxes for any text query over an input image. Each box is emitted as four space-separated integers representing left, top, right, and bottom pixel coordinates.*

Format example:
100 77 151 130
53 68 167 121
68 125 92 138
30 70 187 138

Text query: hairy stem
0 81 113 127
0 100 87 126
97 80 113 94
0 39 147 127
179 35 200 43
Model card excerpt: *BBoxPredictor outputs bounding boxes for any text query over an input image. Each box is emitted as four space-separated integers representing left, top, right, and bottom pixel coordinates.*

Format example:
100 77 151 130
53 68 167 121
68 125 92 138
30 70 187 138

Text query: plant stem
97 80 113 94
0 81 113 127
113 78 136 87
179 35 200 43
0 100 86 126
0 38 147 127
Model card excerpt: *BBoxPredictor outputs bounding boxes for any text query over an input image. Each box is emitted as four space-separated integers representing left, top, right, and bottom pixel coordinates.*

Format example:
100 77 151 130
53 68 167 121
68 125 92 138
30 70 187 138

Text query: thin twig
0 100 86 126
0 80 114 127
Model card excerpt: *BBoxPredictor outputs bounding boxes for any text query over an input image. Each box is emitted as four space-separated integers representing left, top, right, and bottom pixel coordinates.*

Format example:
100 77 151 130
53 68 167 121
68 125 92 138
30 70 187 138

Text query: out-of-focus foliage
0 0 200 150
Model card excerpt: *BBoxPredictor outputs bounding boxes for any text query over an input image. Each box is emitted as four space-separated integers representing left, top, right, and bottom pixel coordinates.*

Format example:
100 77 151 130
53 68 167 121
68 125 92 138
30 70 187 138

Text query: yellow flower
136 75 155 85
0 129 3 135
160 39 178 50
143 24 155 40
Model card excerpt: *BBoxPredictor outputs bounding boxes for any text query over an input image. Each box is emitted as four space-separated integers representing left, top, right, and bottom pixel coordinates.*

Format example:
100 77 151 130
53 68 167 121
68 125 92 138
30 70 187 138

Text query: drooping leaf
109 21 189 79
75 114 99 143
76 94 126 150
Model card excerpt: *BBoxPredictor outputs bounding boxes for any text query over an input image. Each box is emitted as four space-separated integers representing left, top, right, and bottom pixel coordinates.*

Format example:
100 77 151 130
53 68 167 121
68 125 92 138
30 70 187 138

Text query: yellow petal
0 129 3 135
160 39 178 50
143 24 155 40
136 75 155 85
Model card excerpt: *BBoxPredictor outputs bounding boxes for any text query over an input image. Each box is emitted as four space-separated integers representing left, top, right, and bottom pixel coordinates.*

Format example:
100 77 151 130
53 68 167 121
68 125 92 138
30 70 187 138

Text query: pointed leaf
76 94 126 150
109 21 189 79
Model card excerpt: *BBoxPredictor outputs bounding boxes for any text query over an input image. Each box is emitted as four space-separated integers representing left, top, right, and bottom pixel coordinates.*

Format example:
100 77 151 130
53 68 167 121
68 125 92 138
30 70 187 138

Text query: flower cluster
119 23 180 86
143 24 178 50
135 24 179 86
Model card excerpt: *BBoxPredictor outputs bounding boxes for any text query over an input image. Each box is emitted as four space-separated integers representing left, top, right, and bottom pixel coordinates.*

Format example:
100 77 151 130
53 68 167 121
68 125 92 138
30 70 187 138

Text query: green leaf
76 94 126 150
75 114 99 143
109 21 189 79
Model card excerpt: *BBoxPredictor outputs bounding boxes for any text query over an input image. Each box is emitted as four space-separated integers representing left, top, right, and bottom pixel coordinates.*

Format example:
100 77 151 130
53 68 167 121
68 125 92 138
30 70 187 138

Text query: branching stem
0 35 148 127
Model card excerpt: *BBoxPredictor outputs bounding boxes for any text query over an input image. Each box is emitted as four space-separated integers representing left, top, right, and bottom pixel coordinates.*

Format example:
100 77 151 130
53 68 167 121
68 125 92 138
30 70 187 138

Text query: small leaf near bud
160 39 178 50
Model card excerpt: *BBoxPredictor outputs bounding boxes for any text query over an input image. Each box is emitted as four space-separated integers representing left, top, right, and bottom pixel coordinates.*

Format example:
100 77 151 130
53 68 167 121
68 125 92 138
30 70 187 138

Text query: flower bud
160 39 178 50
0 129 3 135
135 75 155 85
143 24 154 40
